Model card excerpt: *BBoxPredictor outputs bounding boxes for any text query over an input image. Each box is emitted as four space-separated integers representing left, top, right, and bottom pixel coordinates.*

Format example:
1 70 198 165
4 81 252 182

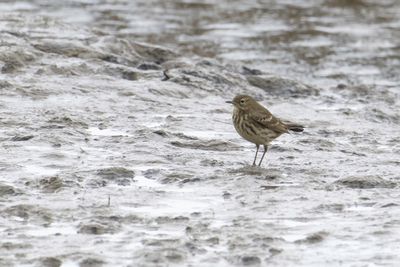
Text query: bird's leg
258 145 268 166
252 144 260 166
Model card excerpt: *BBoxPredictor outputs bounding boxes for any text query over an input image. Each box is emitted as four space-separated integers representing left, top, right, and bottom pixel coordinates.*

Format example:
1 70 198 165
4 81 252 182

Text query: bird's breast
231 108 279 145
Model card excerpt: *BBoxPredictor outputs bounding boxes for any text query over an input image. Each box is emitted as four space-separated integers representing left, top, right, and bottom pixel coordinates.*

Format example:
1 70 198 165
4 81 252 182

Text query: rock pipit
227 95 304 166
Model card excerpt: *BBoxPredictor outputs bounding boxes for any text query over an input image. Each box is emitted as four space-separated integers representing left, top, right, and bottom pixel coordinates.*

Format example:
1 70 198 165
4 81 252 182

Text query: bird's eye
240 99 245 104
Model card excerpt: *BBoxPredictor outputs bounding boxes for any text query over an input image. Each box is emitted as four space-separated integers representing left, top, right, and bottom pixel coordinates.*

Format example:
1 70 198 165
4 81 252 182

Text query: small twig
162 70 170 81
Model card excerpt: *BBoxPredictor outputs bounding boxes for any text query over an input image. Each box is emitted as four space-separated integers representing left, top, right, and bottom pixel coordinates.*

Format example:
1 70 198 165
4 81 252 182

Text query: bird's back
248 100 289 134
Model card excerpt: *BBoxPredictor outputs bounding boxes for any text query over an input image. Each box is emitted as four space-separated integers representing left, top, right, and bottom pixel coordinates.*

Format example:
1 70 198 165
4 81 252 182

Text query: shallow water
0 0 400 266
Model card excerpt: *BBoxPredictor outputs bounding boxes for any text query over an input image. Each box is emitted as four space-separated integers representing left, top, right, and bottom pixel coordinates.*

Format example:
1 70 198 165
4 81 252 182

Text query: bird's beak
226 101 233 104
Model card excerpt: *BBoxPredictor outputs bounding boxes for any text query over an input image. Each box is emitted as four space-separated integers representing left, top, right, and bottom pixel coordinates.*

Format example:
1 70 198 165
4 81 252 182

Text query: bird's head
226 95 255 111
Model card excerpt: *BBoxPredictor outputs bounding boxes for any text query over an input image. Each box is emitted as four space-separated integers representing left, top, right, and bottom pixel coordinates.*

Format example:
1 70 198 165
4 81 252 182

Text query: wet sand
0 0 400 266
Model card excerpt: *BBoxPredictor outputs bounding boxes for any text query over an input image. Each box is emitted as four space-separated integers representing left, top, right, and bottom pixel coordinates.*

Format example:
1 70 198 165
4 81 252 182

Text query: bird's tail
286 123 304 132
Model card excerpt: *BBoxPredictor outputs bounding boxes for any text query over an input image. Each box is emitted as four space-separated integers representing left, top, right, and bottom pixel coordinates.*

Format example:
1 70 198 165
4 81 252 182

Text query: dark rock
205 237 219 245
269 247 282 255
96 167 135 186
121 71 139 80
241 255 261 265
0 48 35 73
33 41 92 57
335 84 372 96
40 257 62 267
11 135 34 141
381 203 398 208
247 74 319 97
155 216 189 224
39 176 64 193
200 159 224 167
185 242 207 254
334 175 396 189
190 212 201 217
0 80 13 88
143 238 180 247
137 62 162 70
180 68 234 86
315 204 345 212
295 231 328 244
162 63 247 94
0 184 21 196
260 185 280 190
242 66 262 75
160 172 189 184
165 251 184 262
3 204 52 224
92 37 141 66
334 84 395 104
181 177 201 184
364 108 399 124
153 130 168 137
2 61 23 73
1 242 32 250
47 116 88 129
170 140 240 151
78 222 118 235
223 191 232 199
137 248 186 263
96 167 135 180
229 166 283 179
143 169 161 179
131 42 177 63
79 258 105 267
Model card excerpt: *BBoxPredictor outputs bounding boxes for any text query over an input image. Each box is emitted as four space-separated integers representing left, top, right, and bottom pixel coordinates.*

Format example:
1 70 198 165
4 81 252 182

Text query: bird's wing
249 109 289 134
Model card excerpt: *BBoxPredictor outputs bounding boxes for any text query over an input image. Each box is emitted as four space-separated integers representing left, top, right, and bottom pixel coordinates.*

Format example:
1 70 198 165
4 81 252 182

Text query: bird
226 95 304 166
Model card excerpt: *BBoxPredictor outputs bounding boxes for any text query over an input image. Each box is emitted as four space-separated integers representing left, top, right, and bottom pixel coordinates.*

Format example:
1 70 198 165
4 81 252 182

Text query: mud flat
0 0 399 266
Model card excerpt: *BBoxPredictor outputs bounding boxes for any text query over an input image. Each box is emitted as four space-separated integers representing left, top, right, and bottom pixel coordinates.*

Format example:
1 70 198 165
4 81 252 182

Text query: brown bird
226 95 304 166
